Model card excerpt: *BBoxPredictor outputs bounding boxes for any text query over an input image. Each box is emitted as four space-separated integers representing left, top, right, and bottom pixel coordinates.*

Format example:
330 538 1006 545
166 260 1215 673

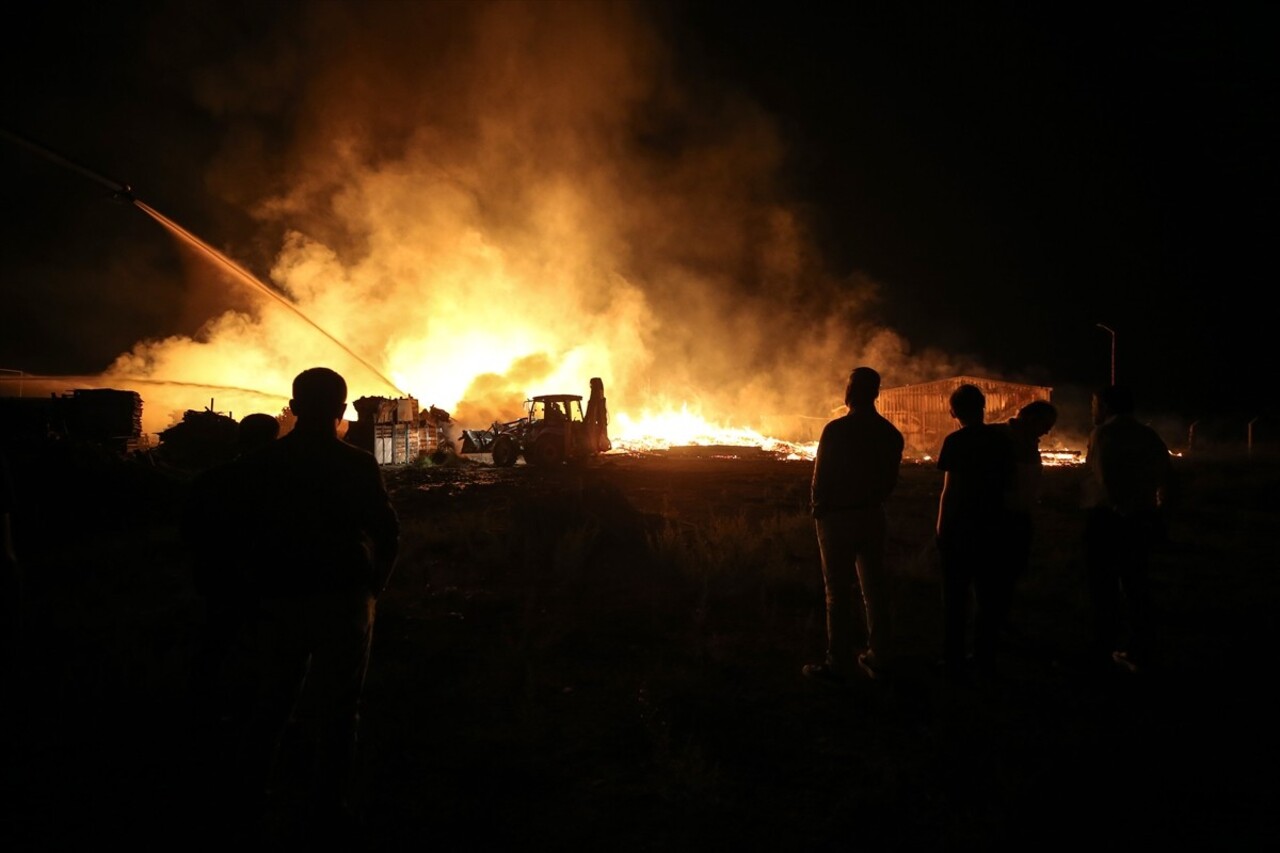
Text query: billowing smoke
100 1 983 439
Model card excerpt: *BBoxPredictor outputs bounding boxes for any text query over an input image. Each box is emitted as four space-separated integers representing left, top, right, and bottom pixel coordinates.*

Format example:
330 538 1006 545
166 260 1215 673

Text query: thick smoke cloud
102 0 982 438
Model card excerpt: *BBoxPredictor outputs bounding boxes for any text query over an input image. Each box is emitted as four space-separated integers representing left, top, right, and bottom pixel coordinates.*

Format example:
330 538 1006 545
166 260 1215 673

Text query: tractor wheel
491 434 519 467
531 433 566 466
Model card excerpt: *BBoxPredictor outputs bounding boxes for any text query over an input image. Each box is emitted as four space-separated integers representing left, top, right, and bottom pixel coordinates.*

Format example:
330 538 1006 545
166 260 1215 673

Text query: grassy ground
2 449 1277 848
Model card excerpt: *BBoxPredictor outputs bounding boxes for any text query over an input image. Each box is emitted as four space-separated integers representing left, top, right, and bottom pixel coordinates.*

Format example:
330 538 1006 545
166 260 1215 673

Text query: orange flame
611 406 817 460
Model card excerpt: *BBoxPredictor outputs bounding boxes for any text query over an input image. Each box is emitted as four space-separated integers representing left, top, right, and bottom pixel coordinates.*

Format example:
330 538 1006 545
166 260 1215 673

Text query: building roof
881 375 1052 395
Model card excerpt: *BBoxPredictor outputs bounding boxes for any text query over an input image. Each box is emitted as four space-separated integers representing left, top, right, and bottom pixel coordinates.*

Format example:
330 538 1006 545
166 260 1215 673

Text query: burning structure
346 396 452 465
878 375 1052 460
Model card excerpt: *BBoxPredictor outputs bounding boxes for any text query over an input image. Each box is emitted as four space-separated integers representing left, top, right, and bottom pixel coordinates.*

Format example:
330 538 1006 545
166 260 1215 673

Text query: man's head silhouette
949 384 986 425
237 412 280 454
1016 400 1058 439
845 367 881 408
290 367 348 425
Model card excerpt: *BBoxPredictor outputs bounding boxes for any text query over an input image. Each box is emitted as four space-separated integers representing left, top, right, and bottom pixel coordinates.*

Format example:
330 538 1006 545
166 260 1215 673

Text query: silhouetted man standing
994 400 1058 640
935 384 1016 681
183 412 282 760
1082 384 1174 675
804 367 904 686
238 367 399 834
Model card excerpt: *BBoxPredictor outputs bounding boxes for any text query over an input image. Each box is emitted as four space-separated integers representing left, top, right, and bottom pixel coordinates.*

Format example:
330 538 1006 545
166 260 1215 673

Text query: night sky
2 1 1274 426
673 4 1275 421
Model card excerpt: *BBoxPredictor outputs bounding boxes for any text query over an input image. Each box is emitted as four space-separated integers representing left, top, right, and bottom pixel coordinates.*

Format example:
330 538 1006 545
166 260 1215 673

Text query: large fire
7 3 1041 459
611 407 818 460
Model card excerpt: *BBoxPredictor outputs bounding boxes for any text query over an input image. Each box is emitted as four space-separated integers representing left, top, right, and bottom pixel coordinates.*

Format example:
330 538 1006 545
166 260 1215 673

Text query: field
2 447 1277 848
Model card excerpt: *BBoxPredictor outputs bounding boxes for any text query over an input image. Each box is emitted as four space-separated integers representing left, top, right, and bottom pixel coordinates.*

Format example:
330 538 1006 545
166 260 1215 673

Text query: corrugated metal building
878 375 1052 459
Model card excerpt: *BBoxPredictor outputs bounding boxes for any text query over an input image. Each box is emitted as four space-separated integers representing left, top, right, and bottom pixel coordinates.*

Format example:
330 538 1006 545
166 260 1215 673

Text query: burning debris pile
1040 449 1084 466
346 395 453 465
154 405 240 472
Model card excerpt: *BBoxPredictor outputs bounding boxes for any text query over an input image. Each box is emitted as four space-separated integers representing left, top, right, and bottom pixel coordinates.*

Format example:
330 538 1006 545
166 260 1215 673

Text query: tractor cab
529 394 583 425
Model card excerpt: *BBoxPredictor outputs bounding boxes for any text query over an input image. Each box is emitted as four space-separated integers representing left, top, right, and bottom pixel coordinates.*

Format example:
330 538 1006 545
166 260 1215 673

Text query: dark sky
673 4 1276 421
2 1 1275 424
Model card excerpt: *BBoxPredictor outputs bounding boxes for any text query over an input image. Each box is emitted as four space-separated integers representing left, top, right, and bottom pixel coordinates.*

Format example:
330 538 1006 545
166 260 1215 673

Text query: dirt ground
2 448 1277 848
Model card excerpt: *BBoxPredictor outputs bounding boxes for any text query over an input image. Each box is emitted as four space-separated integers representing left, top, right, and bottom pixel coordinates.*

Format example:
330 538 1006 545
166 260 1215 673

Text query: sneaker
857 652 890 681
802 663 851 689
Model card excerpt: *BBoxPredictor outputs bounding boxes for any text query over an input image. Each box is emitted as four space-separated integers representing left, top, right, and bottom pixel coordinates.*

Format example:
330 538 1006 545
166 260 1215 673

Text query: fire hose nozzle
111 184 137 203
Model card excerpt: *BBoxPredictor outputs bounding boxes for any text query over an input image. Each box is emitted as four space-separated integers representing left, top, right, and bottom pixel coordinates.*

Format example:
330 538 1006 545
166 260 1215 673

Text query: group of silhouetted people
177 362 1175 838
804 366 1175 689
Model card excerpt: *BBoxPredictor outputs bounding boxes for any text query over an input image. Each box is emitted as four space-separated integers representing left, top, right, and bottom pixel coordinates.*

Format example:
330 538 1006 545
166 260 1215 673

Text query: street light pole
1096 324 1116 385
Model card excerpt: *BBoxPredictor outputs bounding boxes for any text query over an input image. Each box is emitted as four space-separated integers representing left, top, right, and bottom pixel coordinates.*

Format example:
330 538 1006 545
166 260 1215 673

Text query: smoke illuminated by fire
68 2 990 445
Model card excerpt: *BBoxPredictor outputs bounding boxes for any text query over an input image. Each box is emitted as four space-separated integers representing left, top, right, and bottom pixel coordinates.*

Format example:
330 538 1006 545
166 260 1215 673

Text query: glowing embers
1040 449 1084 466
611 406 817 460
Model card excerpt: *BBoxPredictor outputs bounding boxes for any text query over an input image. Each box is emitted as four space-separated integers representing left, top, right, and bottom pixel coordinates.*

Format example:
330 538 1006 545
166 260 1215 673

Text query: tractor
478 378 611 467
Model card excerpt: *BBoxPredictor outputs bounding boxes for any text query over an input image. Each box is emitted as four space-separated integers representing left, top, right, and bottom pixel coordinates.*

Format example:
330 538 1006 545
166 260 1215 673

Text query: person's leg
235 598 311 821
816 516 857 675
299 590 376 813
1084 508 1123 667
974 517 1017 669
1002 513 1033 637
1008 512 1034 582
853 508 892 663
940 541 973 674
972 560 1006 671
1118 517 1153 666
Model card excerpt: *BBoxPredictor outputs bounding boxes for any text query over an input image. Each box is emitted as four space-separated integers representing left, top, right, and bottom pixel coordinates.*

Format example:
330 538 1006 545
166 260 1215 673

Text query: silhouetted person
585 376 611 453
994 400 1058 641
235 368 399 835
237 413 283 450
935 384 1017 681
1082 385 1174 675
803 367 905 687
183 412 282 751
